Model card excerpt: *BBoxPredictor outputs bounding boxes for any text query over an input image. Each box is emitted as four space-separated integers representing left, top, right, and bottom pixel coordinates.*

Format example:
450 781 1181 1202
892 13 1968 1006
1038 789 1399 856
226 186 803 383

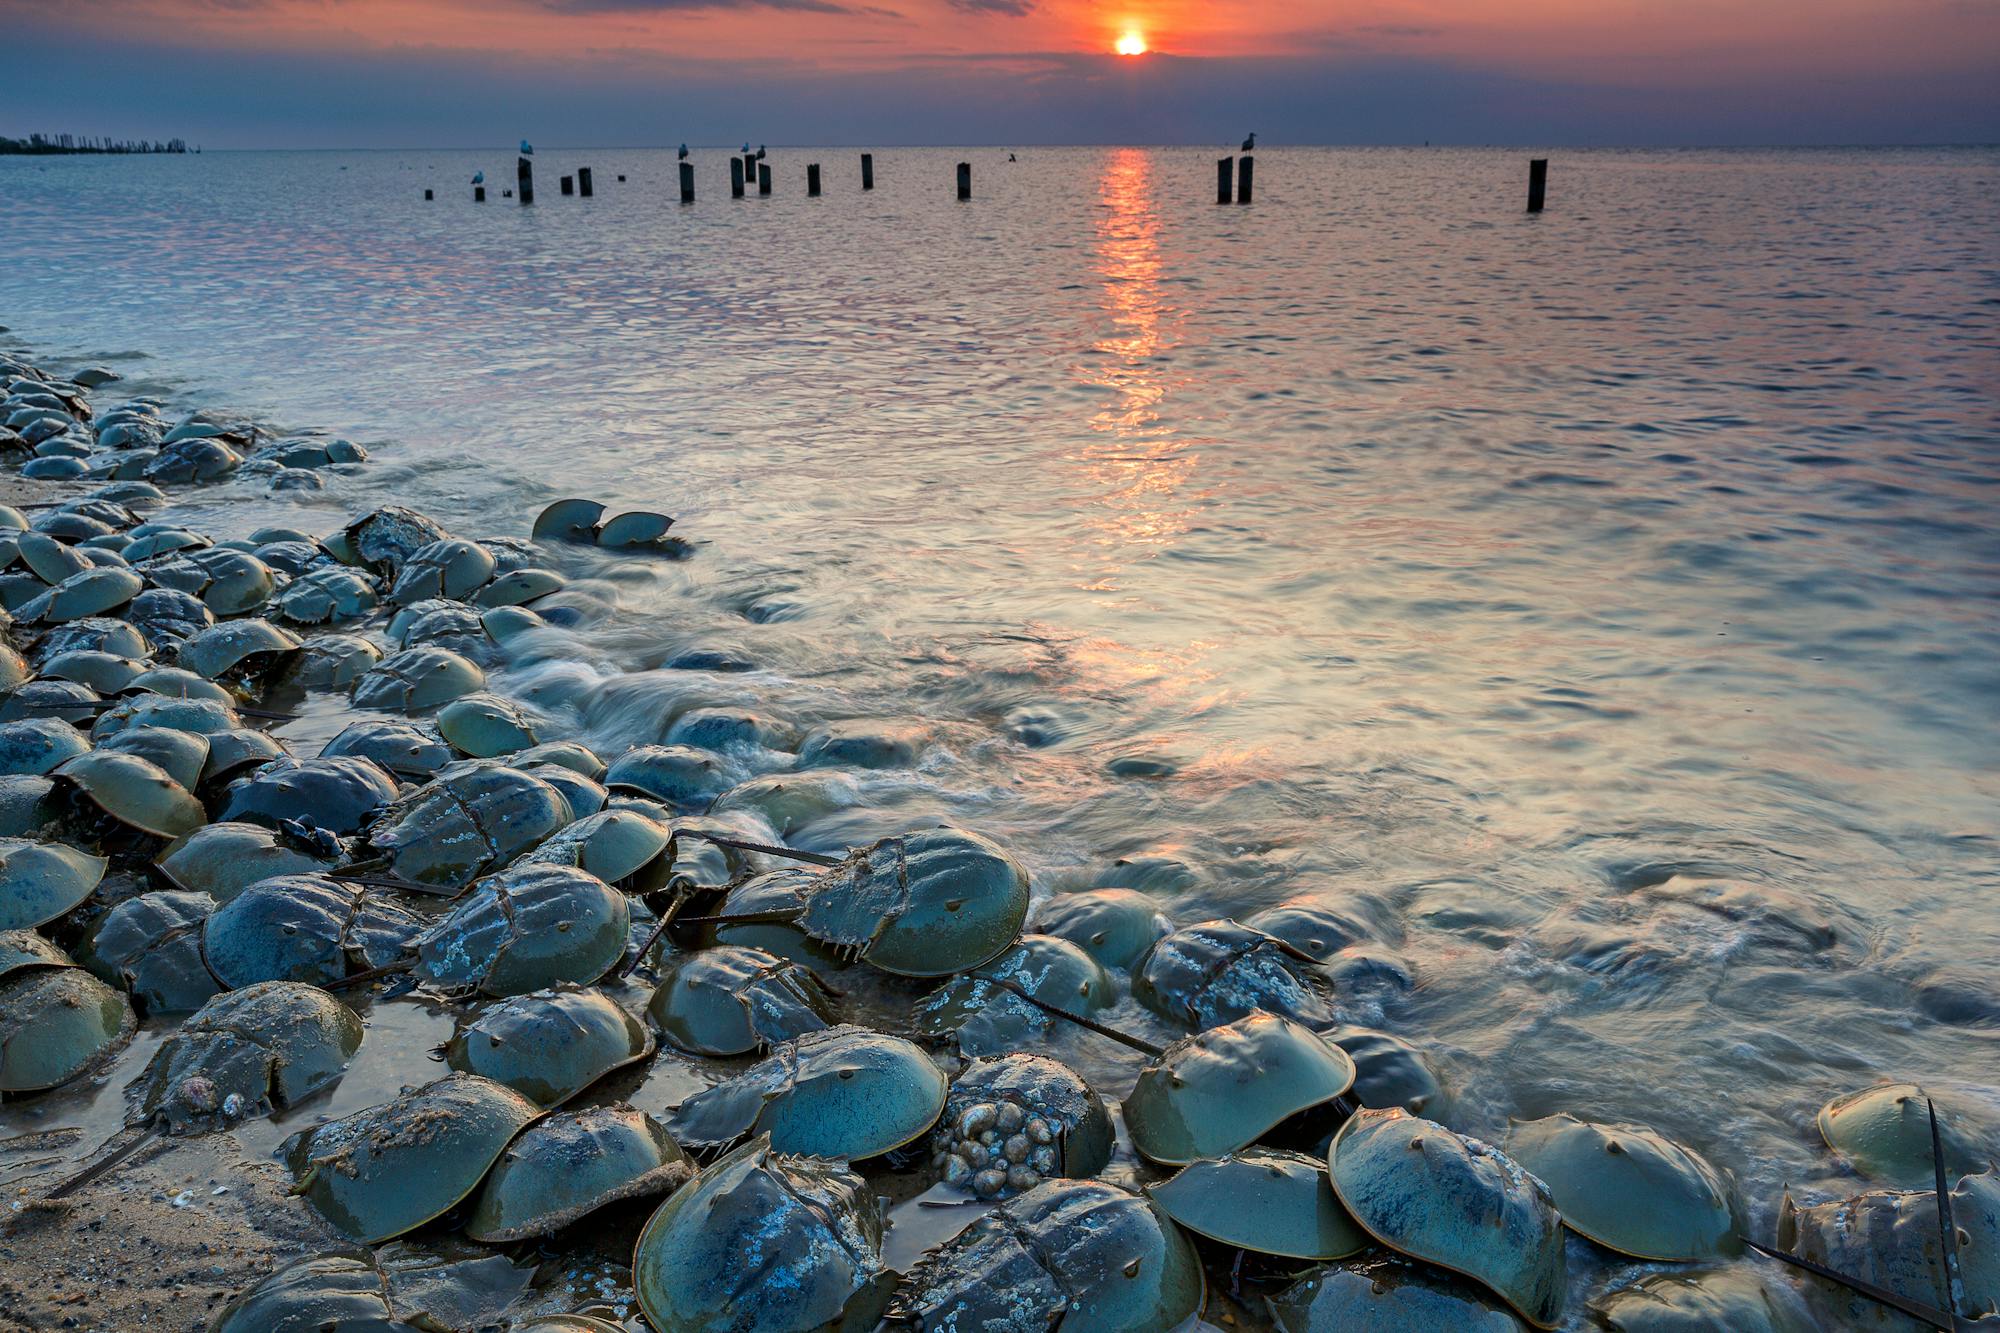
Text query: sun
1114 31 1148 56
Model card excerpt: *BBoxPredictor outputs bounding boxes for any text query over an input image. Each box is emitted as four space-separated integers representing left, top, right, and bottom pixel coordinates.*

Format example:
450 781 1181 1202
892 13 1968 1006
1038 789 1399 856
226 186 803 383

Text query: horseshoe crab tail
680 832 841 867
1743 1239 1961 1332
984 978 1165 1058
43 1125 160 1202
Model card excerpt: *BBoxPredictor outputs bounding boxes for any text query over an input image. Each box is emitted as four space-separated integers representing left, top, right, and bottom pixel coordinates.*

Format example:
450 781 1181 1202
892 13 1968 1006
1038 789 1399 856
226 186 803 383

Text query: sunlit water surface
4 146 1999 1322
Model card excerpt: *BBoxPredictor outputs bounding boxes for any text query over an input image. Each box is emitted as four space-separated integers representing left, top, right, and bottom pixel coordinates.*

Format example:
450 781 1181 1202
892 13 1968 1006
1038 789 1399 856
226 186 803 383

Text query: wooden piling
730 158 745 197
679 161 694 204
1527 158 1548 213
560 174 574 196
956 161 971 200
743 154 757 187
474 186 486 202
617 174 626 182
424 188 434 200
1216 156 1233 204
758 162 771 194
578 167 593 196
517 155 534 204
1236 155 1254 204
807 163 821 196
861 152 874 190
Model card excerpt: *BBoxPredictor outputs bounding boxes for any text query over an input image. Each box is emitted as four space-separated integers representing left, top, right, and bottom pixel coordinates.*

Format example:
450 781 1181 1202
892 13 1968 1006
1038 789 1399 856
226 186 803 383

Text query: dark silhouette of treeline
1 133 192 155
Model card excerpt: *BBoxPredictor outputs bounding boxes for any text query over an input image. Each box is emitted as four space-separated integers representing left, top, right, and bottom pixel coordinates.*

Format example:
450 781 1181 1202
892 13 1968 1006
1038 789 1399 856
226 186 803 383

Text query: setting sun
1114 32 1148 56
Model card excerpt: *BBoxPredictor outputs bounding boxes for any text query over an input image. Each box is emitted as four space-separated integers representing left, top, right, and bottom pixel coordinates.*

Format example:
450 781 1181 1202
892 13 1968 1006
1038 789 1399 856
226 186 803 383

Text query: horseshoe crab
123 587 213 649
157 820 338 902
368 762 573 890
1149 1147 1369 1261
466 1104 689 1242
201 875 423 989
695 867 839 967
443 984 653 1107
669 1024 946 1159
1245 895 1375 960
0 928 72 979
1507 1113 1734 1260
175 618 300 682
390 538 496 603
285 1070 540 1243
475 567 564 607
413 863 628 995
1135 918 1337 1030
891 1178 1204 1332
321 718 456 779
1816 1082 1992 1189
632 1135 887 1333
1326 1025 1449 1118
0 836 107 928
98 725 208 790
272 567 379 625
523 809 673 884
53 749 207 838
1328 1107 1566 1328
77 888 220 1014
218 755 400 836
1033 887 1175 970
209 1251 439 1333
342 506 451 575
913 933 1115 1055
351 646 487 712
18 566 144 623
90 692 239 740
792 828 1030 977
1776 1184 1961 1329
928 1052 1114 1199
1591 1266 1817 1332
436 692 538 758
0 775 59 836
1267 1256 1530 1332
0 965 134 1091
137 981 363 1132
647 945 837 1056
1 680 101 726
285 633 384 690
1125 1011 1356 1166
602 744 728 809
41 649 144 695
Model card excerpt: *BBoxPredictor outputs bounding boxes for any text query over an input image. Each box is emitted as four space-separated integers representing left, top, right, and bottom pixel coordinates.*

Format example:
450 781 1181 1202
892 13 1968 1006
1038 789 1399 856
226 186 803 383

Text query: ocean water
5 145 2000 1319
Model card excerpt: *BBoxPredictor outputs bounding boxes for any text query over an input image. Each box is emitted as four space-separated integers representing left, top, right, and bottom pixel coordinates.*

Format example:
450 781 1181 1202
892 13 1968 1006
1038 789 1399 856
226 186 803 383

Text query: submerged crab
928 1053 1114 1200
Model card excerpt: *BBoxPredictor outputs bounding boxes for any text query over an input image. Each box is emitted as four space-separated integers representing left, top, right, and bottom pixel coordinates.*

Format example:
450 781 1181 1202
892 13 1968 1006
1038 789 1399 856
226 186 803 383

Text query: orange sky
25 0 2000 84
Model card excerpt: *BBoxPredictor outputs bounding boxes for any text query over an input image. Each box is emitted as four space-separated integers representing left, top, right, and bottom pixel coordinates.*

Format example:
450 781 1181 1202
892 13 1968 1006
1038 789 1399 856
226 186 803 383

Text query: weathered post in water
679 161 695 204
578 167 593 196
807 163 821 196
561 174 574 196
1236 155 1254 204
861 153 874 190
424 188 434 200
1527 158 1548 212
517 155 534 204
474 186 486 202
957 161 971 200
758 162 771 195
1216 157 1233 204
730 157 745 198
743 153 757 187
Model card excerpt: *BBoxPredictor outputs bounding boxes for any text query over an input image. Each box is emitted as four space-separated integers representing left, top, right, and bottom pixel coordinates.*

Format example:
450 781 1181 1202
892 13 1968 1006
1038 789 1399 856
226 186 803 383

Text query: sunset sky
4 0 1996 146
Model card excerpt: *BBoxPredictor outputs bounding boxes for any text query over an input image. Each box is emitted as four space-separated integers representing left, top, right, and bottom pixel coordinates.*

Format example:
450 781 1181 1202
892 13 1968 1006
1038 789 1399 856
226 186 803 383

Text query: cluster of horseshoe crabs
6 344 2000 1333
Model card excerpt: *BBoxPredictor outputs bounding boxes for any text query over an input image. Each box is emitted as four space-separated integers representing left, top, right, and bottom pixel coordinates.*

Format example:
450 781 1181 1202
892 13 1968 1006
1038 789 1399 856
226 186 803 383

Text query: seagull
754 145 766 160
520 139 534 155
742 142 752 153
678 144 689 160
1240 132 1256 152
471 170 484 185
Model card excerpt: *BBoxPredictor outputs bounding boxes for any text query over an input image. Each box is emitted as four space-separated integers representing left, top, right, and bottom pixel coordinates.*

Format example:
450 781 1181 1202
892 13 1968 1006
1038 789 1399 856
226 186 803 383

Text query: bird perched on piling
471 170 484 185
520 139 534 155
678 144 688 160
1241 132 1256 151
755 145 767 160
741 142 751 153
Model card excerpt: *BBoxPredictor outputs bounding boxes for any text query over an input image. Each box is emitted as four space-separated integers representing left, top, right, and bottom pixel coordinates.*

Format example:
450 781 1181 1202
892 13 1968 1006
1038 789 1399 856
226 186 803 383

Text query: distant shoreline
1 134 190 156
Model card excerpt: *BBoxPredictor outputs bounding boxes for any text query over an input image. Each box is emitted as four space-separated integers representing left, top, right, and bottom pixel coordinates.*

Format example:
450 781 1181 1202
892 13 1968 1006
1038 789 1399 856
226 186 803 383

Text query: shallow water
5 144 2000 1322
